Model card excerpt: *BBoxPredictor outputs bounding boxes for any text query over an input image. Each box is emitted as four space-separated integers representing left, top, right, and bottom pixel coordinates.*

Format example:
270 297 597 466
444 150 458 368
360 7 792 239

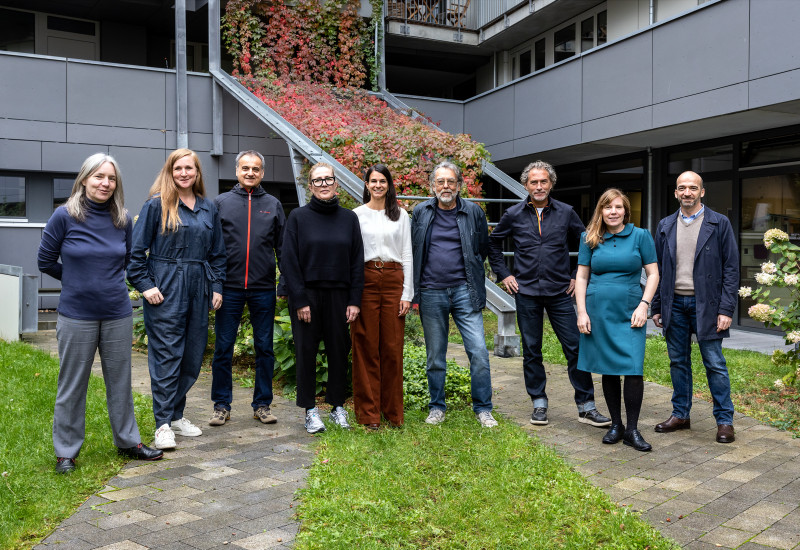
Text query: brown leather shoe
716 424 735 443
654 415 691 433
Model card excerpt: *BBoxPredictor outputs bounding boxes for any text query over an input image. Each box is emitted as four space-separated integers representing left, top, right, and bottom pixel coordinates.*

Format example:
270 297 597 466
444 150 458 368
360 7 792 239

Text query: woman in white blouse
351 164 413 429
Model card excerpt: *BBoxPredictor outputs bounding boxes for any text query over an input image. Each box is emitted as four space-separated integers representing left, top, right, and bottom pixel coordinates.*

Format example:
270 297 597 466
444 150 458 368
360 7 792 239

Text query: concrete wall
0 52 292 307
404 0 800 165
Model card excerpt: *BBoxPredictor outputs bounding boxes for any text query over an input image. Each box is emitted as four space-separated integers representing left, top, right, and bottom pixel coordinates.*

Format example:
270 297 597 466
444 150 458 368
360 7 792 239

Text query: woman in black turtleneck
280 162 364 434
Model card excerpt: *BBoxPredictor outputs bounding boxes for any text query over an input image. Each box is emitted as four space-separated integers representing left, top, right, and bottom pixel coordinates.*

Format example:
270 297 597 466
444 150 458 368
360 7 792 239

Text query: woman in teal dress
575 188 659 452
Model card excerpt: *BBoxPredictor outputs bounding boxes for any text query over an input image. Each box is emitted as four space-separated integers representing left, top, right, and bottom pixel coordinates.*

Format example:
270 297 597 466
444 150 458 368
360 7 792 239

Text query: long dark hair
362 164 401 222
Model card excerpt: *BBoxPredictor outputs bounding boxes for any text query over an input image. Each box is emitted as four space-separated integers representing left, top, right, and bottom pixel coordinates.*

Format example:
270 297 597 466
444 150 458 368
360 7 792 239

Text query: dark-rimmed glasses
311 176 337 187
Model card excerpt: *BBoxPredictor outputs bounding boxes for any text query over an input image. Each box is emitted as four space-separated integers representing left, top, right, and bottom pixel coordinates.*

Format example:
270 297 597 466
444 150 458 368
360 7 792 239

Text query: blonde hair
584 188 631 249
148 149 206 233
65 153 128 229
308 161 335 185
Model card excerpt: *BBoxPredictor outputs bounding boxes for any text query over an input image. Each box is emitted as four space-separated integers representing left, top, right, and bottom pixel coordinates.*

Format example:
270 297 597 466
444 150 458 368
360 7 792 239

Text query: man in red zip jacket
209 150 286 426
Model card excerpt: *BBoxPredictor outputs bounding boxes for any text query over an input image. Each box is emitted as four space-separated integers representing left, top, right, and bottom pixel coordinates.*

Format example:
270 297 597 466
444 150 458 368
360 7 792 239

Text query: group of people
39 148 738 473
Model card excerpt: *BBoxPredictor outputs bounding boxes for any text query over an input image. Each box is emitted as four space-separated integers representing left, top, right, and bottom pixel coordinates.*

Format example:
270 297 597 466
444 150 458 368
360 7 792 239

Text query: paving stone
750 526 800 550
80 524 151 546
231 526 296 549
98 486 160 502
93 541 149 550
700 525 757 548
96 510 155 530
724 501 798 532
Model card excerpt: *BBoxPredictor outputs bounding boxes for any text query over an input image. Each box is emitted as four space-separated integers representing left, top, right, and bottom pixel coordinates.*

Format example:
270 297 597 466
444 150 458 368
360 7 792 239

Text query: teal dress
577 224 656 376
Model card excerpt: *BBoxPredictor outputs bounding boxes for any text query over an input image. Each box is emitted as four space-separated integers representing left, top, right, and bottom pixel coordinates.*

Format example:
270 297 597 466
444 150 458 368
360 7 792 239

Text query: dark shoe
716 424 735 443
365 423 380 431
623 429 652 452
579 409 612 427
530 407 548 425
118 443 164 461
654 415 691 433
55 457 75 474
602 424 625 444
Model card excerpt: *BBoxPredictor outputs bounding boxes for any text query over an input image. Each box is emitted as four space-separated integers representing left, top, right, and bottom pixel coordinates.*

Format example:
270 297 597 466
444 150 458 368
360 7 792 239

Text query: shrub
403 344 472 410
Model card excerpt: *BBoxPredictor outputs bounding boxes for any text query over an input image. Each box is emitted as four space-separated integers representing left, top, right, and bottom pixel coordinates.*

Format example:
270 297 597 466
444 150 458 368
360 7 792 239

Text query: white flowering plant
739 228 800 387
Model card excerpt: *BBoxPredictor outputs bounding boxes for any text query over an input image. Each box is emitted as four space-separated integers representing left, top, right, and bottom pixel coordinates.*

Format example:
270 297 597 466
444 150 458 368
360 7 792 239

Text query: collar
233 183 265 196
603 223 634 239
680 205 705 224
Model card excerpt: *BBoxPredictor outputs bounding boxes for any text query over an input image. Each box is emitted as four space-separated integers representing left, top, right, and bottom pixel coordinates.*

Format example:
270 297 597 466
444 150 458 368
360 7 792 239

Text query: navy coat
652 207 739 341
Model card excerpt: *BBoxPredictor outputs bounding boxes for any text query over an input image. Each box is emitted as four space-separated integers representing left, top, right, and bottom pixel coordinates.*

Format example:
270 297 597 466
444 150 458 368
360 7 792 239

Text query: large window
0 176 26 218
0 7 98 60
553 24 576 64
0 8 35 53
53 178 74 209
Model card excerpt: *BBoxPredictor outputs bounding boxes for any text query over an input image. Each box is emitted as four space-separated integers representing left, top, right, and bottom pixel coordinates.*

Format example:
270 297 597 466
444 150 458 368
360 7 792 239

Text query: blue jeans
211 288 276 411
515 293 596 411
418 285 493 413
665 295 734 424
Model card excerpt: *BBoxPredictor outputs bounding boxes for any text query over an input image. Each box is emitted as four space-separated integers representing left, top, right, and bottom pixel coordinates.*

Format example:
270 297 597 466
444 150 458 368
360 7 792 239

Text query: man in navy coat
651 171 739 443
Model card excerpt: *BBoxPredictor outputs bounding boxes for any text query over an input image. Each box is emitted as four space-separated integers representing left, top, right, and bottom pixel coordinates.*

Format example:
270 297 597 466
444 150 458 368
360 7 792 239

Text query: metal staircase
209 68 522 356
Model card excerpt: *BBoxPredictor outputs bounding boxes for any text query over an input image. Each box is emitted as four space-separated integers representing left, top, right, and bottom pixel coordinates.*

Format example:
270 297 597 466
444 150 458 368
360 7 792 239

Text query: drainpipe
378 1 386 90
175 0 188 149
649 0 655 25
209 0 223 156
647 146 653 232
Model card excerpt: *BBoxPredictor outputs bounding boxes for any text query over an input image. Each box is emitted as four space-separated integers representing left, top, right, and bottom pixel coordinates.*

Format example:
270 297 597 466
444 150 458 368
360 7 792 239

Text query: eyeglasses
435 178 458 187
311 176 336 187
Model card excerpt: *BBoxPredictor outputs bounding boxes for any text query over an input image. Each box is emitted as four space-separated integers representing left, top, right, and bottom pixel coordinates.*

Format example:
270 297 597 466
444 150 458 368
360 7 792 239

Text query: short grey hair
521 160 557 186
428 161 463 191
235 150 265 170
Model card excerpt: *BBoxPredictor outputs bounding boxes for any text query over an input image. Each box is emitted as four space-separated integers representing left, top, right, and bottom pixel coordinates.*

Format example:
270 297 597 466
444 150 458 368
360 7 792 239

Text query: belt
365 260 402 270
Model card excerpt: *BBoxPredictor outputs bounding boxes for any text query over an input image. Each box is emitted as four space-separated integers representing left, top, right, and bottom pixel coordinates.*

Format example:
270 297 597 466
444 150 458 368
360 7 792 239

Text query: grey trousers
54 314 141 458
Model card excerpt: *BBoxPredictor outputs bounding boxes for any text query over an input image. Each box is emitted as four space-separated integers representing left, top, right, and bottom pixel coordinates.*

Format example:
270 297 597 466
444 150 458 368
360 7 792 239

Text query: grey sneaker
578 409 612 427
425 408 445 425
329 406 351 429
476 411 498 428
209 408 230 426
305 407 326 434
530 407 548 425
254 406 277 424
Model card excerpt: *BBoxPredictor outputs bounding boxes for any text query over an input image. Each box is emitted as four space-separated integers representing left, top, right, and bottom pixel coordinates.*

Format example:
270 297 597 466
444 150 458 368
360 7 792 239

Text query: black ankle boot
602 423 625 444
623 429 652 451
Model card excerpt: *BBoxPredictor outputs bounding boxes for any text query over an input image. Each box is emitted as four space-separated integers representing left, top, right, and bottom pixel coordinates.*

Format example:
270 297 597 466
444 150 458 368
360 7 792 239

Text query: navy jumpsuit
128 196 226 428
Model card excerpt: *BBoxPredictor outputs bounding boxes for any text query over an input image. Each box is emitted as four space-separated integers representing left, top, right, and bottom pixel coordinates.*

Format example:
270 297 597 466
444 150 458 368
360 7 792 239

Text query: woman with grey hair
38 153 163 474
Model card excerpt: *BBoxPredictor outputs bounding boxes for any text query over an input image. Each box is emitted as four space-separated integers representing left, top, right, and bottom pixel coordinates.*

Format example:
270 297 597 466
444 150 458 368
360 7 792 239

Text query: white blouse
354 204 414 302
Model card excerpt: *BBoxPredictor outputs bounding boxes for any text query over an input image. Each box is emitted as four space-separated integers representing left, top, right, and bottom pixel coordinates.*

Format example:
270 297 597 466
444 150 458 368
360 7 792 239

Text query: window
581 17 595 53
597 10 607 45
534 39 545 71
554 24 576 63
519 50 531 77
0 8 35 53
53 178 74 209
0 176 26 218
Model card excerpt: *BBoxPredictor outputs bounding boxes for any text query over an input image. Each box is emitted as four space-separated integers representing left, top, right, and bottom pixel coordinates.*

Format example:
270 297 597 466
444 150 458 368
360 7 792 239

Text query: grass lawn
295 409 676 550
0 339 156 549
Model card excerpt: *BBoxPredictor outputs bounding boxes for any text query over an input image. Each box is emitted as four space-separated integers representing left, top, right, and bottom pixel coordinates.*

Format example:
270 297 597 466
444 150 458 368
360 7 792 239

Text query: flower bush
739 228 800 388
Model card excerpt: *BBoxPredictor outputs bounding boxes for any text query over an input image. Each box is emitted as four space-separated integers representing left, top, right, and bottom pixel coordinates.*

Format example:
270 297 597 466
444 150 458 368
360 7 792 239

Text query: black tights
601 375 644 431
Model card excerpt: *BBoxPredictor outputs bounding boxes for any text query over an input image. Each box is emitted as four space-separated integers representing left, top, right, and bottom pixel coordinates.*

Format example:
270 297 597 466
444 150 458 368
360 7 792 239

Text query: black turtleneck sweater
38 199 133 320
279 196 364 309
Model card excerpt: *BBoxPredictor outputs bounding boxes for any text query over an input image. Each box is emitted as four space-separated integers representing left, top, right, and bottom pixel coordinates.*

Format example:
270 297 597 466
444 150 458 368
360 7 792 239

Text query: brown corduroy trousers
350 263 405 426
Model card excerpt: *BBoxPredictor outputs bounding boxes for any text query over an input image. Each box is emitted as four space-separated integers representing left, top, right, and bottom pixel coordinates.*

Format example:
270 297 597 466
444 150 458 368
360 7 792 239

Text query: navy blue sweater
38 200 133 320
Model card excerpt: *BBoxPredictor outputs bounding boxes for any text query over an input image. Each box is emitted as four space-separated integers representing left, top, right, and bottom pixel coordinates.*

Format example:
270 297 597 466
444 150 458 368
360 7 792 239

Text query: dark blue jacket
652 207 739 341
488 198 584 296
411 197 488 311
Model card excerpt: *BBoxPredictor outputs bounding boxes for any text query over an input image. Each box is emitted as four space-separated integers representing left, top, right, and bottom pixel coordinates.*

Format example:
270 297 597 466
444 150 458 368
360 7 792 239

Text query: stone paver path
24 329 800 549
449 345 800 550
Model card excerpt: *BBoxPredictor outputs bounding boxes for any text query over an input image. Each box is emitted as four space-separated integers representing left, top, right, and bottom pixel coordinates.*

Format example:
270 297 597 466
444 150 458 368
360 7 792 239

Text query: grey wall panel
512 125 582 160
273 155 294 182
223 134 240 154
0 228 43 278
67 63 168 130
464 86 514 148
188 132 213 153
513 62 582 139
652 0 749 104
41 296 59 310
222 90 240 135
238 103 272 138
749 70 800 110
107 147 167 215
749 0 800 79
485 140 515 162
195 151 219 196
0 119 66 142
188 74 213 134
41 142 110 172
66 124 167 148
582 33 653 121
238 136 286 156
0 140 41 170
163 131 179 151
219 153 238 182
0 55 67 122
581 107 653 143
398 96 465 134
652 84 748 128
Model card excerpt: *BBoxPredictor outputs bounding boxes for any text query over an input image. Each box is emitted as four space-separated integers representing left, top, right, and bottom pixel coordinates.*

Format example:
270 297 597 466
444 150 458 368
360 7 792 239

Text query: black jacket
214 184 285 290
489 197 584 296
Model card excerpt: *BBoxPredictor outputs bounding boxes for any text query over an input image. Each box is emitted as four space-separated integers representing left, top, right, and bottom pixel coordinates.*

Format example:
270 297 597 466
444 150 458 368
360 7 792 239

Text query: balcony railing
385 0 529 30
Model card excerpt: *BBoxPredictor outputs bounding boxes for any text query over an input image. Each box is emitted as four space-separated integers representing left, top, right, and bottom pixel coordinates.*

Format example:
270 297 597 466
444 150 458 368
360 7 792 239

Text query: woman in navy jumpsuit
128 149 226 450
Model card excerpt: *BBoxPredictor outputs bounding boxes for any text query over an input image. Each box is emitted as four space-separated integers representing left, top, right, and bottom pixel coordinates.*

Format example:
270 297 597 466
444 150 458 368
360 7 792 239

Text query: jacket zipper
245 190 252 288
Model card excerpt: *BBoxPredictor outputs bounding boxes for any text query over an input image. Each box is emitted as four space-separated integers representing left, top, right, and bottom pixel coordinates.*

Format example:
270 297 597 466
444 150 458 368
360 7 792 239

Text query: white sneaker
328 406 351 429
476 411 498 428
171 417 202 437
425 409 445 425
154 424 176 450
305 407 326 434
